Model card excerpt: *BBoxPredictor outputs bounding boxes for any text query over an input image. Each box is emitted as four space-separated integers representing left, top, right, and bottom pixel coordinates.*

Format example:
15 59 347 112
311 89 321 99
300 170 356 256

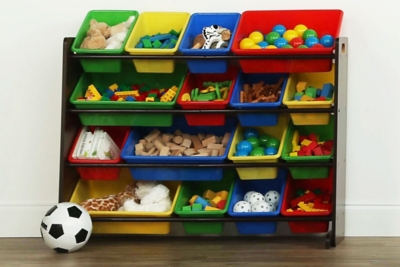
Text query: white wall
0 0 399 237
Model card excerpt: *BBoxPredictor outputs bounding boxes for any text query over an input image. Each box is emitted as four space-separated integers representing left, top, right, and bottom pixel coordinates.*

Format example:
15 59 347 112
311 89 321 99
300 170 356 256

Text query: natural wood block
197 148 211 155
181 139 192 148
202 135 217 147
144 142 154 151
207 143 224 150
174 129 182 136
154 140 165 151
139 139 147 146
182 133 191 140
172 135 183 145
144 129 160 142
221 132 230 146
135 143 144 151
162 133 173 144
183 148 196 156
147 147 156 155
211 150 219 156
160 147 170 156
135 149 144 156
198 133 206 141
190 135 204 150
191 153 209 156
171 150 182 156
169 145 187 152
218 147 226 156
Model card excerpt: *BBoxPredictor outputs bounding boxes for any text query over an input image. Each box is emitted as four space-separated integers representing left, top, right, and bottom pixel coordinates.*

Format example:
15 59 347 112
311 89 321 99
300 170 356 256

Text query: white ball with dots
233 201 251 212
248 192 265 205
243 191 256 202
264 190 280 205
251 201 271 212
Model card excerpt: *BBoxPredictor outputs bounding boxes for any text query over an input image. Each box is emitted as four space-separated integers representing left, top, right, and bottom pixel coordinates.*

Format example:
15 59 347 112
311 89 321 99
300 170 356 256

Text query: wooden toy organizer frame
59 37 348 249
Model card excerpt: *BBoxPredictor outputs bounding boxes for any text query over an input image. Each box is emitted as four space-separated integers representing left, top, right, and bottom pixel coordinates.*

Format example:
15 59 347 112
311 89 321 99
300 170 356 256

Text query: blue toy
273 37 289 48
321 83 334 98
320 35 334 48
236 140 253 153
258 41 268 48
305 37 319 48
244 128 259 140
235 150 249 156
265 147 278 155
272 24 286 37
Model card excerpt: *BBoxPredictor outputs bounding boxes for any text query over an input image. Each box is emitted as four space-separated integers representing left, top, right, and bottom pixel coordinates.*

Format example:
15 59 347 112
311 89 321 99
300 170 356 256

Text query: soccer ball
264 190 280 205
251 201 271 212
40 202 93 253
233 201 251 212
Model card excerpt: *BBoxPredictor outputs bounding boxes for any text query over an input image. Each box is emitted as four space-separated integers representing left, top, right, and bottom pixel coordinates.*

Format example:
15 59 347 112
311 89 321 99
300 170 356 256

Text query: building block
182 205 191 211
109 83 119 91
145 97 155 102
216 199 226 209
298 201 313 212
300 139 312 147
290 152 298 156
152 39 162 48
189 195 198 205
292 130 300 148
203 190 217 200
194 196 211 209
312 146 323 156
321 83 334 98
290 191 317 208
305 87 317 98
210 196 222 207
300 95 314 101
86 84 102 100
142 39 152 48
307 141 319 150
296 81 308 92
216 190 229 200
191 203 203 211
205 206 220 211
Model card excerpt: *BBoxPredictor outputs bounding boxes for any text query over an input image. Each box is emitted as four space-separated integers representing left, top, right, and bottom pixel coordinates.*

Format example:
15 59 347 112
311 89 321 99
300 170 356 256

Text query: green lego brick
182 205 191 211
191 203 203 211
305 87 317 98
152 39 162 48
142 39 152 48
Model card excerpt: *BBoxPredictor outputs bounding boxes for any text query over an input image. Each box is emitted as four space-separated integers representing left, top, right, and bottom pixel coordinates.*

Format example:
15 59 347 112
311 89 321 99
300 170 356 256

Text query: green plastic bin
282 116 334 179
70 62 187 127
174 169 235 234
71 10 139 73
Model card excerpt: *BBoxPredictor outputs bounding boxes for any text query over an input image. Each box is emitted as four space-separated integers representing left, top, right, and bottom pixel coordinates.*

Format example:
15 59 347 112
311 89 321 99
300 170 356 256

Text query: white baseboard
1 204 400 237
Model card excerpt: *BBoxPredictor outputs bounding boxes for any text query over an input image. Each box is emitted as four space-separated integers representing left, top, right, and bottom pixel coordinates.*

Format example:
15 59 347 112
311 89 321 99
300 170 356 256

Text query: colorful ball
266 45 278 49
240 38 256 49
265 147 278 155
249 44 261 49
311 43 324 48
294 24 308 38
305 36 319 48
320 34 334 47
237 140 252 153
258 134 271 147
250 149 265 156
235 150 249 156
273 37 289 48
297 45 309 48
265 32 280 45
283 30 298 42
244 128 259 139
247 137 260 148
249 31 264 44
258 41 269 48
289 37 304 48
302 29 318 40
282 44 293 48
272 24 286 36
266 138 280 149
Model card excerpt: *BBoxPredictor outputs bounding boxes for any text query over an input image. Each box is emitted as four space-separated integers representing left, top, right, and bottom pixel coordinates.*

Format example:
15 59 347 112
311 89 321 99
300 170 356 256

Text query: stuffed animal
80 28 107 49
192 25 232 49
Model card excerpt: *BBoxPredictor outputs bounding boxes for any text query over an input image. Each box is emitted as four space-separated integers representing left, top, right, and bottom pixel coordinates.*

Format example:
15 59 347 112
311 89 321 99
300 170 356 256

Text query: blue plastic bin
227 168 287 234
178 13 241 73
120 117 237 181
229 71 289 127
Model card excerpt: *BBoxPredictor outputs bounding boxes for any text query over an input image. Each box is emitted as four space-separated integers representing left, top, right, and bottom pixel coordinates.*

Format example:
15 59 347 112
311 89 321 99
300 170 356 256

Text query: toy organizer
60 10 347 249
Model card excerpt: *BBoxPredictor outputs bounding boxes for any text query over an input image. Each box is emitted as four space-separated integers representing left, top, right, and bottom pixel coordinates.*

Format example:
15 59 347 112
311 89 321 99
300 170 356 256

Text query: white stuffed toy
122 181 172 212
105 15 136 50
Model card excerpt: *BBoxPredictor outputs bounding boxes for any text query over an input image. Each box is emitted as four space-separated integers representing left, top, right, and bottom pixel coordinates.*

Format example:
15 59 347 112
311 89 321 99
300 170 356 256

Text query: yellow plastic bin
125 12 190 73
228 115 289 180
282 64 335 125
69 169 181 235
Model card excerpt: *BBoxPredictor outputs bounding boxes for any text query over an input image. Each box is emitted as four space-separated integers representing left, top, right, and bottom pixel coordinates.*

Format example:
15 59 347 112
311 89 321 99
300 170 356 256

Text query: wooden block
135 143 144 151
210 196 222 207
135 149 144 156
171 150 182 156
190 135 203 150
202 135 217 147
216 190 229 200
207 143 224 150
162 133 173 144
191 153 209 156
191 203 203 211
154 140 165 151
144 128 160 142
203 190 217 200
205 206 220 211
151 150 160 156
198 133 206 141
197 148 211 155
182 133 191 140
183 148 196 156
216 199 227 209
159 147 170 156
243 84 250 95
218 148 226 156
211 150 219 156
181 139 192 148
144 142 154 151
172 135 183 145
221 132 230 146
169 145 187 152
182 205 191 211
206 134 213 138
296 81 308 93
174 129 182 136
139 139 147 146
240 91 244 103
165 142 175 147
147 147 156 155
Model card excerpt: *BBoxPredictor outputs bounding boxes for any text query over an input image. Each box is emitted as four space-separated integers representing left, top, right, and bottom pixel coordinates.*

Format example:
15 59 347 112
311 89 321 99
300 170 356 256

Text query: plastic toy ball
266 138 280 149
233 201 251 212
265 147 278 155
258 41 268 48
249 45 261 49
250 149 265 156
247 137 260 148
283 30 298 42
305 36 319 48
311 43 324 48
272 24 286 36
249 31 264 44
294 24 308 38
266 45 278 49
289 37 304 48
236 140 253 153
40 202 92 253
258 134 270 147
273 37 289 48
248 192 265 205
265 190 280 205
302 29 318 40
240 38 256 49
251 200 271 212
320 34 334 47
265 32 280 45
282 44 293 48
244 191 256 202
235 150 249 156
244 128 259 139
297 45 309 48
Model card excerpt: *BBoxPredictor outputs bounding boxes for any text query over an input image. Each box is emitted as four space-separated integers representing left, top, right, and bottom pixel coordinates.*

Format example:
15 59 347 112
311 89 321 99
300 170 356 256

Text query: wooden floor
1 236 399 266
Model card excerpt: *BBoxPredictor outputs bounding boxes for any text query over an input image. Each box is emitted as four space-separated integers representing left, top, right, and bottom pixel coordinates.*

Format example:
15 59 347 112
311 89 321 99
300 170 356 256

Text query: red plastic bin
231 10 343 73
281 169 333 233
177 66 238 126
68 126 130 180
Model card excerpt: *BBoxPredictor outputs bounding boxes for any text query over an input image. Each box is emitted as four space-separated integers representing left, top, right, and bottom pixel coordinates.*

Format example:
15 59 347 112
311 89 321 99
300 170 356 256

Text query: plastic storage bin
70 62 187 127
281 116 334 179
230 71 289 127
231 10 343 73
69 168 181 234
228 114 289 180
71 10 139 73
173 169 235 234
120 117 236 181
125 12 190 73
68 126 130 180
177 66 238 126
178 13 241 73
227 168 287 234
281 170 333 233
282 64 335 125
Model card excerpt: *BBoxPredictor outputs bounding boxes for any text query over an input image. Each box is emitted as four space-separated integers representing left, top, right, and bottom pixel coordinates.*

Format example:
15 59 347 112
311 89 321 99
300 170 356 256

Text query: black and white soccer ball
40 202 93 253
264 190 280 205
